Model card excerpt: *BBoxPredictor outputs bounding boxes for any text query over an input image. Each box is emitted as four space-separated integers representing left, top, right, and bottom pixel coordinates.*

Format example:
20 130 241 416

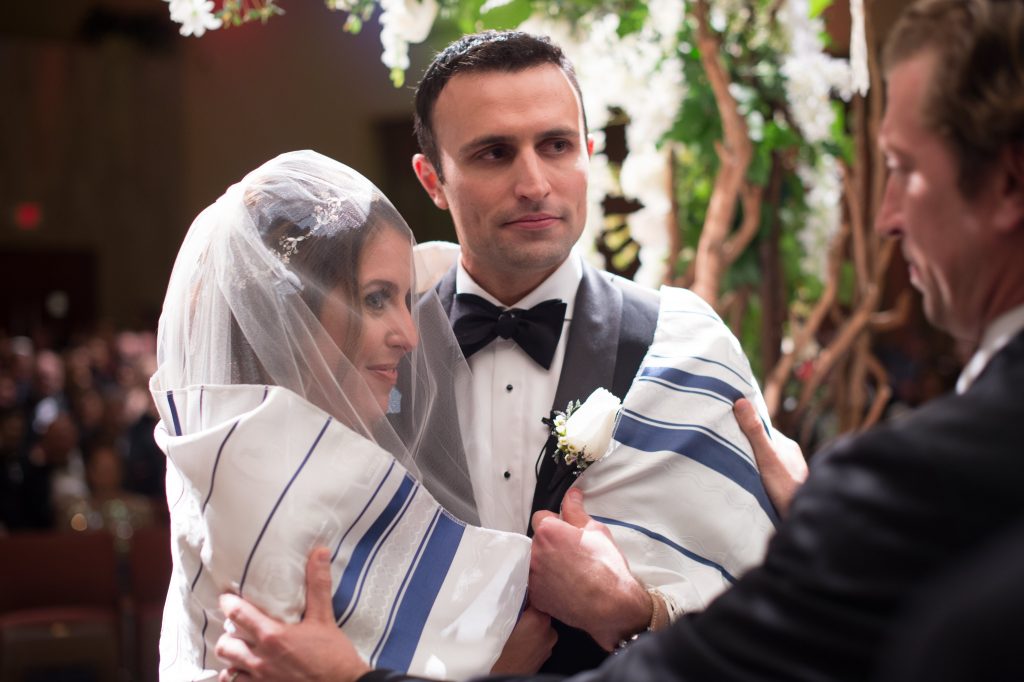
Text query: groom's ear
412 154 449 211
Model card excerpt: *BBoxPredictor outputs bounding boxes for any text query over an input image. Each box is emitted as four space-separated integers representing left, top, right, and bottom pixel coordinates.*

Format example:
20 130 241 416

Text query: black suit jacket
366 329 1024 682
875 514 1024 682
435 261 659 673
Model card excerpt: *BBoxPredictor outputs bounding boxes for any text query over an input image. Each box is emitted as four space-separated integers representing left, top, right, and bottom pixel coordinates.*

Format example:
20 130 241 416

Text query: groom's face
414 64 593 300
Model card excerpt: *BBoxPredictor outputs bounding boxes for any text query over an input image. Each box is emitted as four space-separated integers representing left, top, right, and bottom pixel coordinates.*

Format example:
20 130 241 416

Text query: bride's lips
365 365 398 386
503 213 561 230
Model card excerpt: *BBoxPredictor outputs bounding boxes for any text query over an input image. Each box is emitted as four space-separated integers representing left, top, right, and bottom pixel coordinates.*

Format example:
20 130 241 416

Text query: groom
409 30 659 673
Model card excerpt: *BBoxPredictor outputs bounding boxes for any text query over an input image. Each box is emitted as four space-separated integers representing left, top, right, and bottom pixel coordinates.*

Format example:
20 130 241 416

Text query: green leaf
809 0 834 19
390 67 405 89
617 5 649 38
748 143 772 186
344 14 362 34
479 0 532 30
827 100 854 164
456 0 488 34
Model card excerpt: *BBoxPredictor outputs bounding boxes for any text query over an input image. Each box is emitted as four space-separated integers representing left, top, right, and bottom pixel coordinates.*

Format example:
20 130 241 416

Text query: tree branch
690 0 754 310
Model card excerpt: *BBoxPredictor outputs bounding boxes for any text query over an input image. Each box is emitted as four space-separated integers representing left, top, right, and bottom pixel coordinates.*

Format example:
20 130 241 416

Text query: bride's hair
252 194 409 355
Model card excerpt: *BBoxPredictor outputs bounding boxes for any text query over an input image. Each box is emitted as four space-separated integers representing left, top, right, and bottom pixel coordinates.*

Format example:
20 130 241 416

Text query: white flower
634 245 669 289
794 154 843 284
778 0 852 143
379 0 438 72
168 0 221 38
555 388 622 470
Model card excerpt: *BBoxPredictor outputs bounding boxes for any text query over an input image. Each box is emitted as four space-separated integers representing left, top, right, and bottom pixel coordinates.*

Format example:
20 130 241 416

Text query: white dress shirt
956 303 1024 394
456 253 583 533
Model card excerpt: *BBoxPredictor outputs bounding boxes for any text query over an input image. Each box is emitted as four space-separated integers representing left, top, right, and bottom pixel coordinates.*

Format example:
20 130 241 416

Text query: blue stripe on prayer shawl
620 409 753 466
370 510 441 665
202 420 239 511
638 377 735 407
166 391 182 436
593 515 738 584
331 461 397 562
641 359 772 437
645 353 753 389
638 366 744 404
616 411 779 526
335 474 418 625
374 510 465 671
190 557 203 589
239 417 333 595
200 610 209 669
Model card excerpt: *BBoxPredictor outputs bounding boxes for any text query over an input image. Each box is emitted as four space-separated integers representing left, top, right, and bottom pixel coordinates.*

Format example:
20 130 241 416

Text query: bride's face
319 227 418 418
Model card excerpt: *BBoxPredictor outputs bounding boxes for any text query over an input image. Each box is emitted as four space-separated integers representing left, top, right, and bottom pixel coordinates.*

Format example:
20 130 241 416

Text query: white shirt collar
455 251 583 311
956 303 1024 394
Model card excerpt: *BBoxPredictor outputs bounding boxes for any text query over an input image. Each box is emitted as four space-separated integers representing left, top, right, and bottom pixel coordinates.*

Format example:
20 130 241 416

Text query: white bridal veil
151 151 531 679
152 149 476 523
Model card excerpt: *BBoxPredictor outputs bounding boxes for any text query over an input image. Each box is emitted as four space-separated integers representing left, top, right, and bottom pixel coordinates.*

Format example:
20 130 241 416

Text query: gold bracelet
647 588 661 630
614 587 660 653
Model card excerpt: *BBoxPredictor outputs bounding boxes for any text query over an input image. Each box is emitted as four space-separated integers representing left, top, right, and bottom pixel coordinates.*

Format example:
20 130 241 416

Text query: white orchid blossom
379 0 438 74
795 154 843 284
167 0 221 37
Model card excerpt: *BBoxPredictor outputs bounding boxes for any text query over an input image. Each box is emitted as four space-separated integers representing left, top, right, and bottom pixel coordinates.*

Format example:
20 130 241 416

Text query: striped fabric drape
154 285 778 680
575 286 778 617
154 385 529 681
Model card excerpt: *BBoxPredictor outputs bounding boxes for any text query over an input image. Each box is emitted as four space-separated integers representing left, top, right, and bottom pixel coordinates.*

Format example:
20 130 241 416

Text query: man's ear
993 143 1024 234
586 134 595 158
412 154 449 211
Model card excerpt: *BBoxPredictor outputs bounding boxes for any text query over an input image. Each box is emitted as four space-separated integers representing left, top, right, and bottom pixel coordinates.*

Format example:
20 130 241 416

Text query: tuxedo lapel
436 266 457 317
532 264 623 515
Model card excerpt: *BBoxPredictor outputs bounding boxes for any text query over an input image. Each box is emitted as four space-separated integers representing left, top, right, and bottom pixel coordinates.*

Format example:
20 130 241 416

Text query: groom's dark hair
413 30 588 182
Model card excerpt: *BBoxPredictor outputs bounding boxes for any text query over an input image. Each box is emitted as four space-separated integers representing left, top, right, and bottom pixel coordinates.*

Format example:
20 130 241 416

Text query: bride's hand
215 547 369 682
489 605 557 674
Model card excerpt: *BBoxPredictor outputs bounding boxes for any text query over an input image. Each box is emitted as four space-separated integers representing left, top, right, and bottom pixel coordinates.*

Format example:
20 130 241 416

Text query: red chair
0 530 121 682
127 524 172 682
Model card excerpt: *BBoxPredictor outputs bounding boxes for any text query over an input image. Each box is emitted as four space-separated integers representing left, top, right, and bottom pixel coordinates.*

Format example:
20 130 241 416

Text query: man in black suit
213 0 1024 680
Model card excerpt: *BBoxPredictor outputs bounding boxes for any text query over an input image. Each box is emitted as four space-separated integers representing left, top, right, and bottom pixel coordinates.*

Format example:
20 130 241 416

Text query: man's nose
514 151 552 201
874 176 902 238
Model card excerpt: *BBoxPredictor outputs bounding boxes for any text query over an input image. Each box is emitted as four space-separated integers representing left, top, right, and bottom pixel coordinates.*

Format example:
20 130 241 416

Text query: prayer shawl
575 286 778 617
153 385 529 681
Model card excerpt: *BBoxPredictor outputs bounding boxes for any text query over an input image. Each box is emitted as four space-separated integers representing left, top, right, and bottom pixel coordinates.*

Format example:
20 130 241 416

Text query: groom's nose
513 150 552 202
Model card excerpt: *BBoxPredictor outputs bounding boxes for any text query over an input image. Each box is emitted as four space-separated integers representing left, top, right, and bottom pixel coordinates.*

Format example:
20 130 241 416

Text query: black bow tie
451 293 567 370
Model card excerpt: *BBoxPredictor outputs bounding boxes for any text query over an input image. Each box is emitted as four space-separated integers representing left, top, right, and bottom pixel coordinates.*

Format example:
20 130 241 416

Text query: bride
151 150 531 681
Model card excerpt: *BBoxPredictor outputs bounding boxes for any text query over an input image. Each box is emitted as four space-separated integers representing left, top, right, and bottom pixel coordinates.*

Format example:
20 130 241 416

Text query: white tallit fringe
575 286 778 616
153 384 529 681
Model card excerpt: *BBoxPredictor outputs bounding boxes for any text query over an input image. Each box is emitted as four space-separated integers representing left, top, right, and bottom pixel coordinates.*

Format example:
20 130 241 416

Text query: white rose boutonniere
546 388 622 474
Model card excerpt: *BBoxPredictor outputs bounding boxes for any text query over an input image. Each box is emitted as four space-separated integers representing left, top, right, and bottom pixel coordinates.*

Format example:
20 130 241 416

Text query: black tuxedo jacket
366 329 1024 682
435 261 659 673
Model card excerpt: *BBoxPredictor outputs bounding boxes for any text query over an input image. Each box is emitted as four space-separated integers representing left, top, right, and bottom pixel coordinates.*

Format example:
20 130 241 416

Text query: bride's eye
364 289 390 312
